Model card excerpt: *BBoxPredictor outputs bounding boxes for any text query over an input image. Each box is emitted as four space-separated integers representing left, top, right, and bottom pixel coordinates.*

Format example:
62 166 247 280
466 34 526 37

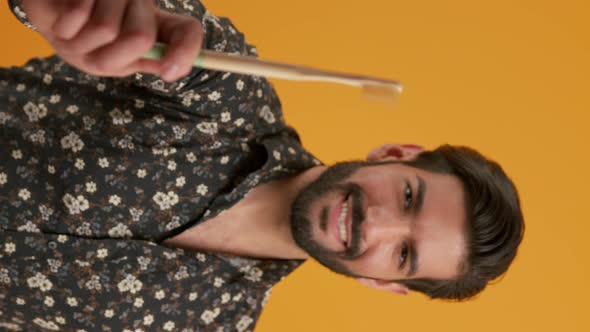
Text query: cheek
353 176 395 207
343 243 396 278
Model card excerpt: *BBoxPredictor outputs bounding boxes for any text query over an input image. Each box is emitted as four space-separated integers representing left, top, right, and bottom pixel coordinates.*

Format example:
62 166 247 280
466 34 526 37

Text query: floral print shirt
0 1 321 331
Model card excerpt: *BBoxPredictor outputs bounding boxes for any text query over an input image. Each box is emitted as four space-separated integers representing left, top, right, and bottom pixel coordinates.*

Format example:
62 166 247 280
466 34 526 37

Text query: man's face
290 160 467 282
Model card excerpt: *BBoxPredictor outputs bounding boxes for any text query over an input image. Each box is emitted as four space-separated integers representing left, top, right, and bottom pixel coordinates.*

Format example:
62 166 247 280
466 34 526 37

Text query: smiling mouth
337 192 351 248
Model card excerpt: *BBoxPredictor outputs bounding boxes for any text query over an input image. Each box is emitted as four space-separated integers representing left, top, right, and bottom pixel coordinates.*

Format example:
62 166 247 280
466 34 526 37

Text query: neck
231 165 326 259
164 165 326 259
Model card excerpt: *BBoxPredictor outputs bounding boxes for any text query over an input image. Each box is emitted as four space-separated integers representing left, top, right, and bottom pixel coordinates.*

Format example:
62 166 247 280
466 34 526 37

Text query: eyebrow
413 175 426 216
407 242 418 277
407 175 426 277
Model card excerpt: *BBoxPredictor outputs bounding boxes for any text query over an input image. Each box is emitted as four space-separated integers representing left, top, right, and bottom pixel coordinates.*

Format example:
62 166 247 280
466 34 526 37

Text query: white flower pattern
23 101 47 122
196 184 208 196
109 195 121 206
117 274 143 294
196 121 218 135
62 194 90 215
60 132 84 152
152 191 180 210
18 188 31 200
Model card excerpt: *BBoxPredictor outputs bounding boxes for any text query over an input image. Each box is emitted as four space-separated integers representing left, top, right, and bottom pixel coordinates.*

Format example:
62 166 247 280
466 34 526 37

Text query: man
0 0 524 331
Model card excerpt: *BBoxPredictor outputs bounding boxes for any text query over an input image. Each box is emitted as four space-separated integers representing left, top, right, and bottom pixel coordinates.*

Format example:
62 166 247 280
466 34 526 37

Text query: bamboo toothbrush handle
144 43 402 92
199 49 320 81
145 43 331 81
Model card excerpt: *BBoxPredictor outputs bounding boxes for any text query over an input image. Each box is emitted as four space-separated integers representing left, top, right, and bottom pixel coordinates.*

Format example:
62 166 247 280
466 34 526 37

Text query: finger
86 0 158 73
156 10 204 82
51 0 95 40
117 58 162 77
54 0 128 55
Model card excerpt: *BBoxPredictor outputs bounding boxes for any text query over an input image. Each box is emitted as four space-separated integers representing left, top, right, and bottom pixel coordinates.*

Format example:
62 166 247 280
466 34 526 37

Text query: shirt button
48 241 57 249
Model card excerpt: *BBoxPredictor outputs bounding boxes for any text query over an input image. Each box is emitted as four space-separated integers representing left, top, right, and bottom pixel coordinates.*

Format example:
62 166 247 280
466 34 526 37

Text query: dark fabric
0 1 322 331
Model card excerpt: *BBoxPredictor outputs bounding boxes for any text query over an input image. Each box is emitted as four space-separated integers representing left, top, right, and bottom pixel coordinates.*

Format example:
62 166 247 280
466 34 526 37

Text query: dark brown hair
397 145 525 300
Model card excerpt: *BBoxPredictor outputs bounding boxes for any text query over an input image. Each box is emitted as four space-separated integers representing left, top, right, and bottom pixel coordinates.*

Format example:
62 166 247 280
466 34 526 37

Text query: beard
290 160 388 277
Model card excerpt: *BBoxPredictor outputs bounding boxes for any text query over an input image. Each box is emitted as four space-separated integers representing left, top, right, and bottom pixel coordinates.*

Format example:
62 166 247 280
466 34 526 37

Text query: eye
403 182 413 210
399 242 409 268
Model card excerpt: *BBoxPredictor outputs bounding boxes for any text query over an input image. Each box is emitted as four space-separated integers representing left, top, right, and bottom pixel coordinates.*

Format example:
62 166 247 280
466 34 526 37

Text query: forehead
389 164 468 279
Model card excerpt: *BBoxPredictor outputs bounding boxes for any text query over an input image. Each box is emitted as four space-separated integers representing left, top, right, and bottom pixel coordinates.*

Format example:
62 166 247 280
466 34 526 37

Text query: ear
366 144 424 162
357 278 410 295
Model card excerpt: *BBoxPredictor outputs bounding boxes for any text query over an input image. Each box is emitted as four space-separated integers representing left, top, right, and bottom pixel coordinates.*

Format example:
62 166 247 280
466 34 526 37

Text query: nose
361 205 411 247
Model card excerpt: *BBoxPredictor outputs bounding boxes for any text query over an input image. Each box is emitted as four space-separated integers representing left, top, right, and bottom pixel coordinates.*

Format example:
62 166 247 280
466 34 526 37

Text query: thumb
155 10 204 82
117 58 163 77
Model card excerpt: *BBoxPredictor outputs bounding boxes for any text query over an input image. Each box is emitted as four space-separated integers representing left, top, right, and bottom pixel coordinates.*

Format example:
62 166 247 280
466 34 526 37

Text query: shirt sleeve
6 0 36 30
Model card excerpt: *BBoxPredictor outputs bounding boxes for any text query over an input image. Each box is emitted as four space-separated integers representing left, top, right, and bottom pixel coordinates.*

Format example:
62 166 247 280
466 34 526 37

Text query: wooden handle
144 43 402 91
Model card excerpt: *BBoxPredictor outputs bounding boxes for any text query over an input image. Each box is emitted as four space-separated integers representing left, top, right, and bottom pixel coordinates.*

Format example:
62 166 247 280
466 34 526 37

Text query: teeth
338 201 348 244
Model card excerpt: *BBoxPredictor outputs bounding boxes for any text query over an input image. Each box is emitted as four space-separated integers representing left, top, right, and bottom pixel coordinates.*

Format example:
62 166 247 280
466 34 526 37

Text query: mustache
340 183 365 259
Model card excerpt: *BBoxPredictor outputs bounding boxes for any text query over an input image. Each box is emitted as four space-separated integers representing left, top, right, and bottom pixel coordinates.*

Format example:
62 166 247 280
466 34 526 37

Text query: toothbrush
144 42 403 103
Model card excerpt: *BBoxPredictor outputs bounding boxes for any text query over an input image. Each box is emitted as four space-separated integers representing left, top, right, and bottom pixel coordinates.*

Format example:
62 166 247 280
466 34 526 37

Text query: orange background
2 0 589 331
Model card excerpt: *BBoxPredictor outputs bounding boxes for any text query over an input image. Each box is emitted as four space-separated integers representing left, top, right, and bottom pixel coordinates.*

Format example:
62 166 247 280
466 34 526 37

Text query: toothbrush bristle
361 83 402 104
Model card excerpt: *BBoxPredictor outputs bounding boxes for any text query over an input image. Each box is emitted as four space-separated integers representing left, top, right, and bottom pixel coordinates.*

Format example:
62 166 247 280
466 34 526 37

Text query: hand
22 0 204 82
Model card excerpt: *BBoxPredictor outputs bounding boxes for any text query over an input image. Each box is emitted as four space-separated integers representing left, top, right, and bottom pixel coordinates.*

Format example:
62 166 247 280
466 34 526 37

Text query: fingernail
163 63 178 81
